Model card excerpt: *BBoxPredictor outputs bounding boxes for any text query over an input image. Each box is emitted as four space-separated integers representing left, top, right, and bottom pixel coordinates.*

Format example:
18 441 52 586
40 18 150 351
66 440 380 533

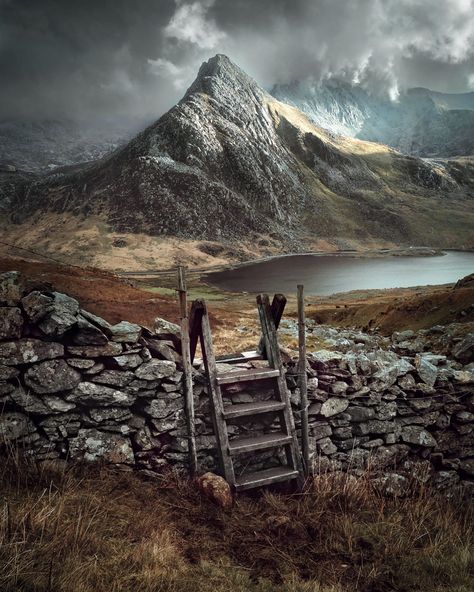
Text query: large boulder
69 429 134 463
0 339 64 365
0 307 24 340
21 291 54 323
197 472 233 509
415 355 438 387
24 359 81 394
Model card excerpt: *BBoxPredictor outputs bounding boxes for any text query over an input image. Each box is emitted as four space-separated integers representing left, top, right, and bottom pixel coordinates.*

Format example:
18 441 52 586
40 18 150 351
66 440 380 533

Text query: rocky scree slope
2 55 474 251
272 80 474 158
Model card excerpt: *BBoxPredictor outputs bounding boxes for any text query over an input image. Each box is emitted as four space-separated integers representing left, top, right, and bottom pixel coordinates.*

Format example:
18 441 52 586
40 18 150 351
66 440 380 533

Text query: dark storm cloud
1 0 473 121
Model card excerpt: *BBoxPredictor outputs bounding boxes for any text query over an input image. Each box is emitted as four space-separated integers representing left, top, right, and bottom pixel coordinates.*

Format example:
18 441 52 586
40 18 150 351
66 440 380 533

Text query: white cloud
164 0 226 49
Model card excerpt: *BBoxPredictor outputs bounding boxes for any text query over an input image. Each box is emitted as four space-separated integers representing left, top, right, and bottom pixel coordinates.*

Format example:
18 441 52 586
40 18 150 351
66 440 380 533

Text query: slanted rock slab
66 382 136 407
109 321 142 343
0 307 24 340
401 425 437 447
135 359 177 381
320 397 349 418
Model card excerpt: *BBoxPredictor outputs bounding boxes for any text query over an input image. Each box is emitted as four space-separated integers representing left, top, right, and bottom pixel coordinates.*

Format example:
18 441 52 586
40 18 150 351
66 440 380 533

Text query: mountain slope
1 55 474 268
272 80 474 158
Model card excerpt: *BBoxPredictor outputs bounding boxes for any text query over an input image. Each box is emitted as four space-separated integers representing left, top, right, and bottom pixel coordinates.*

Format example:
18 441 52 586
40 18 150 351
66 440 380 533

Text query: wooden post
177 266 198 476
297 284 310 476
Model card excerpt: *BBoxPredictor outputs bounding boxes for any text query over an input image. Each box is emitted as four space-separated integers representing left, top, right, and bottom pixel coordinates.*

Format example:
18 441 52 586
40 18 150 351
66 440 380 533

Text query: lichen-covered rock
111 353 142 369
415 355 438 387
38 292 79 336
143 398 182 419
401 426 437 447
154 318 180 339
72 315 108 345
67 342 123 358
69 429 134 463
145 339 181 362
347 407 375 422
24 359 81 394
0 338 64 365
66 382 136 407
135 359 176 381
93 370 135 387
88 407 132 424
320 397 349 418
0 307 23 340
109 321 142 343
21 291 54 322
9 386 50 414
66 358 97 369
0 411 36 441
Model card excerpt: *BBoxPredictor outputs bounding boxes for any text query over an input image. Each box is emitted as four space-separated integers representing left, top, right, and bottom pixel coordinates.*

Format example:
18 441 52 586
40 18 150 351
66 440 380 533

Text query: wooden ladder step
217 367 280 385
216 350 262 363
223 400 286 419
228 432 292 454
235 466 300 491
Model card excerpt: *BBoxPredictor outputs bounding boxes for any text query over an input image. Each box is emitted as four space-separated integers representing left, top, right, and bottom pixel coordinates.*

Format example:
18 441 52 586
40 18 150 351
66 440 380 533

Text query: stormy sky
1 0 474 122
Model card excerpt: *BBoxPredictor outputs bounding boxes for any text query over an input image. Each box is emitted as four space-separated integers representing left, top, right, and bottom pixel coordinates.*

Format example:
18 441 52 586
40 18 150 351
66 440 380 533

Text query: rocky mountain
0 117 146 173
1 55 474 266
272 80 474 158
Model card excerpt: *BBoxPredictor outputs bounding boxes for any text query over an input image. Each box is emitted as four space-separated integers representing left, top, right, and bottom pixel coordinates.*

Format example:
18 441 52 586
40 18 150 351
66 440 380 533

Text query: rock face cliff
2 55 474 252
272 80 474 158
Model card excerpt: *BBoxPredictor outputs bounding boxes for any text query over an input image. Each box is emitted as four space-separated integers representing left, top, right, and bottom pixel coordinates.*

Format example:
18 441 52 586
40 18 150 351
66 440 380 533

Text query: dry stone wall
1 271 474 495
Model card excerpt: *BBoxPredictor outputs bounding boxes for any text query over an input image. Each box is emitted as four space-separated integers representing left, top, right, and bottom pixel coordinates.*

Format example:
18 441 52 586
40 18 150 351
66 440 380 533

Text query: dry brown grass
1 452 473 592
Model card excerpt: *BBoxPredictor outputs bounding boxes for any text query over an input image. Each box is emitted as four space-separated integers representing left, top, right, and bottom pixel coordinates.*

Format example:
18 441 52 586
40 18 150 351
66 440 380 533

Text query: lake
206 251 474 296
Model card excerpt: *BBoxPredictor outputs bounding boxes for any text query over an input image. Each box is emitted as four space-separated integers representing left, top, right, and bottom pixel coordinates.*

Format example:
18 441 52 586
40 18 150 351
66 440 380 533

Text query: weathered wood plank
200 300 235 485
235 466 299 491
257 293 286 358
216 367 279 385
223 400 286 419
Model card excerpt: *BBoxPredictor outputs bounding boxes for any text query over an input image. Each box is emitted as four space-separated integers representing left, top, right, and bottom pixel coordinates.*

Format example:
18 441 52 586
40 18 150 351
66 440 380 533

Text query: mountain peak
184 54 265 103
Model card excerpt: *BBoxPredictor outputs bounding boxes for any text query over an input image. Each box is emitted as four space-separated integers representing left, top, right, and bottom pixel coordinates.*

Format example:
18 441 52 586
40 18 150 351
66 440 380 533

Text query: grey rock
392 330 415 342
374 473 409 497
432 470 460 490
42 396 76 413
375 401 397 420
72 315 108 345
93 370 135 387
135 359 176 381
320 397 349 418
111 353 143 369
0 364 19 380
67 342 123 358
38 292 79 336
317 437 337 455
453 370 474 384
415 355 438 387
331 381 348 395
373 365 398 387
21 291 54 322
88 407 132 424
66 358 96 369
353 420 396 435
83 362 105 375
24 359 81 393
109 321 142 343
347 407 375 422
0 338 64 365
0 307 23 340
69 429 134 464
0 411 36 441
459 459 474 477
309 423 332 439
9 386 50 414
79 309 113 333
66 382 136 407
0 271 22 305
452 333 474 364
398 373 416 389
400 426 437 447
144 398 182 419
145 339 181 362
454 411 474 424
154 317 180 339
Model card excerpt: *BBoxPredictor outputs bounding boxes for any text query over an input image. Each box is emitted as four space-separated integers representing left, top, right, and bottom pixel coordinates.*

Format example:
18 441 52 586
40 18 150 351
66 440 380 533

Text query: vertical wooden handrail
177 266 198 476
257 293 286 357
297 284 310 476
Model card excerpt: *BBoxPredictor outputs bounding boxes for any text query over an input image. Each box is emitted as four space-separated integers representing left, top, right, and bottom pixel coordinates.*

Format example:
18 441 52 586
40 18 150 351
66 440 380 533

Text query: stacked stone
0 272 187 473
285 329 474 495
